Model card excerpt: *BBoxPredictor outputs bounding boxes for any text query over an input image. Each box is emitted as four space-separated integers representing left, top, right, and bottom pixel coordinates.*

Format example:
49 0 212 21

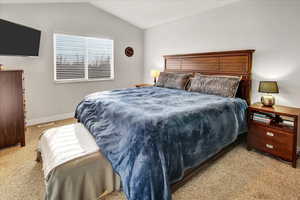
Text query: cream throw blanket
40 123 99 179
39 123 120 200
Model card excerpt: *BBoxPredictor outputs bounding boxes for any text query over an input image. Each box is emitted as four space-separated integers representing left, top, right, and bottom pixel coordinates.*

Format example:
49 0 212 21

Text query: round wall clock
125 47 134 57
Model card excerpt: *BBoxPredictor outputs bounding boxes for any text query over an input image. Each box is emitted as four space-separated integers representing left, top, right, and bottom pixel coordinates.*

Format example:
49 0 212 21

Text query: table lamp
258 81 279 107
150 70 160 84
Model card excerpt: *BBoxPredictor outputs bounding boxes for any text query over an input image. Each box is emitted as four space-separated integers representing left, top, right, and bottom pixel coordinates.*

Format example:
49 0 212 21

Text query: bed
39 49 255 200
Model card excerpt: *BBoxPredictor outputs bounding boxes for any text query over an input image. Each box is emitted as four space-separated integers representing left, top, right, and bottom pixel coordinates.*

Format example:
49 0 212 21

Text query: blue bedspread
75 87 247 200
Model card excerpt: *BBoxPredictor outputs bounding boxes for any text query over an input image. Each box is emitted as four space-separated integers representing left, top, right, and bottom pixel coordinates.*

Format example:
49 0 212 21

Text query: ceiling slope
0 0 241 29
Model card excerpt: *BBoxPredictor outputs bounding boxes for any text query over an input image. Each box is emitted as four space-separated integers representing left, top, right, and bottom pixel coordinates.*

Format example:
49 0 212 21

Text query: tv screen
0 19 41 56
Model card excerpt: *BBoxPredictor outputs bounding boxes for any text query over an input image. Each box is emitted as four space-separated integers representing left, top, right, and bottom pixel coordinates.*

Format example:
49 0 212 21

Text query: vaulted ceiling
0 0 240 29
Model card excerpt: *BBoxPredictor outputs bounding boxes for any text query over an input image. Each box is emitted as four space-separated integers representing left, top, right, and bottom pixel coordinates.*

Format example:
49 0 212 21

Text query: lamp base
153 77 157 85
261 95 275 107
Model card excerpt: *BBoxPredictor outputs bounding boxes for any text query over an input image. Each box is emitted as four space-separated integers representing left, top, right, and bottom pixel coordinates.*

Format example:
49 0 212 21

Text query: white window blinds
54 34 113 82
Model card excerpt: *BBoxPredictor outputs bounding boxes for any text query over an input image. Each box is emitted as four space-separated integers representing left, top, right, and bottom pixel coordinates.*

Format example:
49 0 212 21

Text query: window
54 34 114 82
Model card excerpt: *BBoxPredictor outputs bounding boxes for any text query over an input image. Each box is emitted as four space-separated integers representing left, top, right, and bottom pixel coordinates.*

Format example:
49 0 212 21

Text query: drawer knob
266 132 274 137
266 144 274 149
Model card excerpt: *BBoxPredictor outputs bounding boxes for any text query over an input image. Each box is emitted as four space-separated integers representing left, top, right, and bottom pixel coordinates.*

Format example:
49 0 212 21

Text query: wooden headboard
163 50 255 105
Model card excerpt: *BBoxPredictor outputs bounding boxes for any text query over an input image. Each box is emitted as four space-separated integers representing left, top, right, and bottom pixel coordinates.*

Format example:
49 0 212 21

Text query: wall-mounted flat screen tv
0 19 41 56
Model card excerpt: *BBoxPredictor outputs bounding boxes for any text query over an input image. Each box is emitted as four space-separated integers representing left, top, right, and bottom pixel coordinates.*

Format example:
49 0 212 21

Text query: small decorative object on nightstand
135 83 153 88
150 70 160 85
258 81 279 107
247 102 300 168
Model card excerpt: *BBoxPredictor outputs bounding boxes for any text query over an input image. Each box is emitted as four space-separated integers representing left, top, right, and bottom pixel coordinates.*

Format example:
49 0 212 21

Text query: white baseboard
26 112 74 126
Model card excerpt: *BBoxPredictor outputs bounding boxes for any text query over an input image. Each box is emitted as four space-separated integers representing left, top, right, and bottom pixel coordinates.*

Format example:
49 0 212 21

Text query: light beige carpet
0 119 299 200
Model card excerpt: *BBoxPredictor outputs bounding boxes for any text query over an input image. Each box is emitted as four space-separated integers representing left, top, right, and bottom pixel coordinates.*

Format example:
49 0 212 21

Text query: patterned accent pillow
194 73 203 77
185 73 202 90
155 72 170 87
164 73 192 90
188 75 242 98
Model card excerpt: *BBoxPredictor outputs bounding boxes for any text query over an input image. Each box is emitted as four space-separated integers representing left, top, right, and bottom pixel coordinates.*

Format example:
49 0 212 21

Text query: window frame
53 33 115 83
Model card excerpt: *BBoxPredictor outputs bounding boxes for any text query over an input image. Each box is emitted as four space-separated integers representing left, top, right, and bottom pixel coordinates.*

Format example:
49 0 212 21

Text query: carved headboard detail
163 50 255 105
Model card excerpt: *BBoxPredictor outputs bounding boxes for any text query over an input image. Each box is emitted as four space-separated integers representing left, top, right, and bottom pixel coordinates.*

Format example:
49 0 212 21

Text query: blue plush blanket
75 87 247 200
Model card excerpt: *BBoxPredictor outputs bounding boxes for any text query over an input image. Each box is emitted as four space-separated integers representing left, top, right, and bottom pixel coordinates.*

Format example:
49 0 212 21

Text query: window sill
54 78 114 84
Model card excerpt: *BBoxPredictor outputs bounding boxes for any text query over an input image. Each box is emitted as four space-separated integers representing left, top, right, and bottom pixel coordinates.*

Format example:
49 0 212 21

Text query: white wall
1 0 300 125
144 0 300 107
0 3 144 125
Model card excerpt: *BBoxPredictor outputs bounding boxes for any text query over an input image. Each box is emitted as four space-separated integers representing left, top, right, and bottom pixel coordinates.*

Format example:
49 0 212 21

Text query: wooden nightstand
135 83 153 88
247 103 300 168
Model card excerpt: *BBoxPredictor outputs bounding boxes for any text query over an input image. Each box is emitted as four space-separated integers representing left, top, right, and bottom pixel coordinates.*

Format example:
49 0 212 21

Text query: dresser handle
266 132 274 137
266 144 274 149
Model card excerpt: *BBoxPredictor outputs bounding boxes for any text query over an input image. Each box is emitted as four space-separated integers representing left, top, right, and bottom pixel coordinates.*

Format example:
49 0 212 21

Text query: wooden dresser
247 103 300 167
0 70 25 148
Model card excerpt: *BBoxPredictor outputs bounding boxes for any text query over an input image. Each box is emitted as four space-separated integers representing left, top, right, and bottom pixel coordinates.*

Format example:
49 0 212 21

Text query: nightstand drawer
249 123 293 147
248 124 293 160
248 134 293 161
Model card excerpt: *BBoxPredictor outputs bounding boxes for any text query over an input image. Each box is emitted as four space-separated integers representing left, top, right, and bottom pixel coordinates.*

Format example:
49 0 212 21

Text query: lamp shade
150 70 160 78
258 81 279 93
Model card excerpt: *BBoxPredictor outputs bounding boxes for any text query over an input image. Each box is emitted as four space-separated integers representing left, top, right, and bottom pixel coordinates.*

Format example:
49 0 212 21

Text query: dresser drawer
248 123 293 161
